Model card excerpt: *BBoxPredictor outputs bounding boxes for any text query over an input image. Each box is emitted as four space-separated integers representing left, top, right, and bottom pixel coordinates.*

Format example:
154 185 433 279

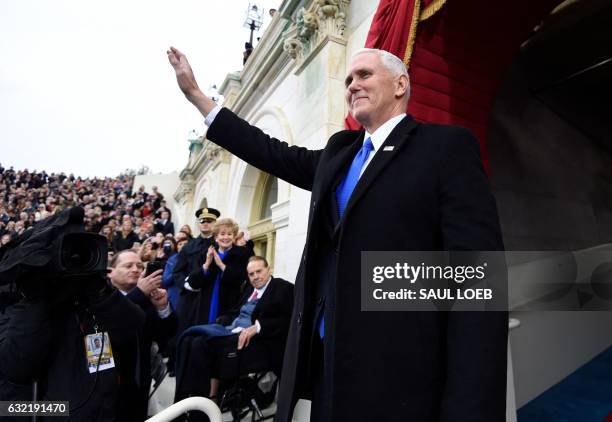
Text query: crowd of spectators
0 163 289 420
0 164 193 253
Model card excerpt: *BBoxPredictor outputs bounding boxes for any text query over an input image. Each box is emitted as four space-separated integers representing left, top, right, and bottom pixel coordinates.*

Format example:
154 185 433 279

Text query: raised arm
167 47 322 191
167 47 217 119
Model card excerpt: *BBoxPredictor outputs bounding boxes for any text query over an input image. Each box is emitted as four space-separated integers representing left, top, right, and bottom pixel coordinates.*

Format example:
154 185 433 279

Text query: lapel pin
383 146 395 151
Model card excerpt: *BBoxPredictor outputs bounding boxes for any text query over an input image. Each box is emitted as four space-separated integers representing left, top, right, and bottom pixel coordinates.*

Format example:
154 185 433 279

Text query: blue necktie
335 137 374 217
319 137 374 338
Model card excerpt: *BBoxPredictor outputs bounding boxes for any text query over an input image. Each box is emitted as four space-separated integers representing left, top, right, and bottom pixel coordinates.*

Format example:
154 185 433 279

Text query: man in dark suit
154 210 175 235
174 256 294 404
171 207 220 335
112 219 139 252
109 249 177 421
168 47 507 421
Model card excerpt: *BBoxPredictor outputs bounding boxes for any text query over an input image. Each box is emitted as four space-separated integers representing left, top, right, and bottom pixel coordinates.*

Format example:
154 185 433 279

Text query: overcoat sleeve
0 301 51 384
207 108 323 191
437 126 507 422
171 247 190 288
256 280 294 340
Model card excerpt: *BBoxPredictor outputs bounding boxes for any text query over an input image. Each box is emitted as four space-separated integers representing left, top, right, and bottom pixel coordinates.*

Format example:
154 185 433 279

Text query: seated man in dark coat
175 256 294 405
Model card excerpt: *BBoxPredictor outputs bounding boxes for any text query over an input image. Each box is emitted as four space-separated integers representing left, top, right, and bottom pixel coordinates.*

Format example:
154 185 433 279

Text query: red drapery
345 0 561 171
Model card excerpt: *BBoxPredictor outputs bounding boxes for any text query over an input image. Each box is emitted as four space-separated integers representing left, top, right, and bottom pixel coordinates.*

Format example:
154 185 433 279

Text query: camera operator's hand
149 288 169 311
137 269 162 296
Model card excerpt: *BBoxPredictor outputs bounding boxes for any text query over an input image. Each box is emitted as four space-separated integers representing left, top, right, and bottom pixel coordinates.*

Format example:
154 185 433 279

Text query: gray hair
352 48 410 99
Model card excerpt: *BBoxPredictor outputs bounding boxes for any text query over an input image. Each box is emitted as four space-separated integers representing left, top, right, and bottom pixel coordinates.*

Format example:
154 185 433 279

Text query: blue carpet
518 345 612 422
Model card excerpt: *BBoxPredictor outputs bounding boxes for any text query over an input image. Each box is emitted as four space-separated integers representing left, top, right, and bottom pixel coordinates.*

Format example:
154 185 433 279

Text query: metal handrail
509 318 521 330
145 397 222 422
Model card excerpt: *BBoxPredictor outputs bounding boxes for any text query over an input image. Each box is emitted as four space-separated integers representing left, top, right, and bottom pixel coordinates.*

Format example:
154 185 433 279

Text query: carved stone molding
190 139 222 170
249 218 276 239
174 171 195 204
283 27 302 60
282 0 350 70
316 0 347 37
271 199 290 230
201 140 223 164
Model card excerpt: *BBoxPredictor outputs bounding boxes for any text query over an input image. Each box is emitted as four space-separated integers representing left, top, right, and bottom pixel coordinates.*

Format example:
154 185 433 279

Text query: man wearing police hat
171 207 220 336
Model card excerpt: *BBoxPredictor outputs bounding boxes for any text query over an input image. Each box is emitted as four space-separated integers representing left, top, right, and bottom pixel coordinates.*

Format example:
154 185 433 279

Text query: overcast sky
0 0 280 178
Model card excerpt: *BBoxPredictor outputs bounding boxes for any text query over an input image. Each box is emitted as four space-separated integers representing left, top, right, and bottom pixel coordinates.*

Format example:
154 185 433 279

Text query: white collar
253 277 272 299
364 113 407 152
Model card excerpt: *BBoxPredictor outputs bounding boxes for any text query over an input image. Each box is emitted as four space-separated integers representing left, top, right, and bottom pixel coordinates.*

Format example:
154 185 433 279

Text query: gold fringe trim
403 0 421 69
419 0 447 21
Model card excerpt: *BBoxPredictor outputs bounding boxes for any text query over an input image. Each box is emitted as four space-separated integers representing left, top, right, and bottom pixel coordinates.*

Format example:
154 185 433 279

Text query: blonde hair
212 218 239 236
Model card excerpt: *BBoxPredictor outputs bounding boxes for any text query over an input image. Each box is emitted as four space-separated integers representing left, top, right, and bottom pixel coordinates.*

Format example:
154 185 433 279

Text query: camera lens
59 233 106 273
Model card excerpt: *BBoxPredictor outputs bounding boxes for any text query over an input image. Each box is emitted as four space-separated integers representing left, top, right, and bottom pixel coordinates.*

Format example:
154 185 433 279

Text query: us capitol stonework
172 0 377 282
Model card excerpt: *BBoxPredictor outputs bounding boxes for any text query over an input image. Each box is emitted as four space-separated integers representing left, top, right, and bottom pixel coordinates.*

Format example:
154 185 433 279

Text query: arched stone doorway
248 173 278 267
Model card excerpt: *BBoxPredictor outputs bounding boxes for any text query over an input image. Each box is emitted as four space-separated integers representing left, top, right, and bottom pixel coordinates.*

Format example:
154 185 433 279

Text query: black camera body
0 207 108 306
54 232 107 276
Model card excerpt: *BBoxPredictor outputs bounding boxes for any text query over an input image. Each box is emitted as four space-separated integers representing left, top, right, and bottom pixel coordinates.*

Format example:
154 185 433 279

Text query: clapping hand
202 246 226 272
212 249 226 271
203 245 215 271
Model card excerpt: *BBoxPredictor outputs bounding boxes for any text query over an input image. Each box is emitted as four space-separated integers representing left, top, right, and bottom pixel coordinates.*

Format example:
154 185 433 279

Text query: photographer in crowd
108 249 177 421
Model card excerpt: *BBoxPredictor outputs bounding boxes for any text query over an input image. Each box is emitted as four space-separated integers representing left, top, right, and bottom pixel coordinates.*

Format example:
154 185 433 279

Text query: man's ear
395 74 409 99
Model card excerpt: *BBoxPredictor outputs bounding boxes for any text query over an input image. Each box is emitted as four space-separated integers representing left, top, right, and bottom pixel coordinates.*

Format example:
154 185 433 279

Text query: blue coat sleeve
162 254 178 289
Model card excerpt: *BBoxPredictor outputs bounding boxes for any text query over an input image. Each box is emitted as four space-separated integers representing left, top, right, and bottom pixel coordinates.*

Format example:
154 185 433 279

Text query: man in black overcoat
171 207 220 334
154 210 175 235
168 47 507 421
109 250 177 421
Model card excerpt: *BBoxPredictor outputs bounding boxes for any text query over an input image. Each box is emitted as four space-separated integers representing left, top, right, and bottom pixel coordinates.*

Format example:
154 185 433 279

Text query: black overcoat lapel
312 132 364 204
253 278 274 310
337 115 419 231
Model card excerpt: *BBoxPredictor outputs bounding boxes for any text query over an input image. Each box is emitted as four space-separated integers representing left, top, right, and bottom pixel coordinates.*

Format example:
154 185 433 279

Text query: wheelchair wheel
219 373 277 421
